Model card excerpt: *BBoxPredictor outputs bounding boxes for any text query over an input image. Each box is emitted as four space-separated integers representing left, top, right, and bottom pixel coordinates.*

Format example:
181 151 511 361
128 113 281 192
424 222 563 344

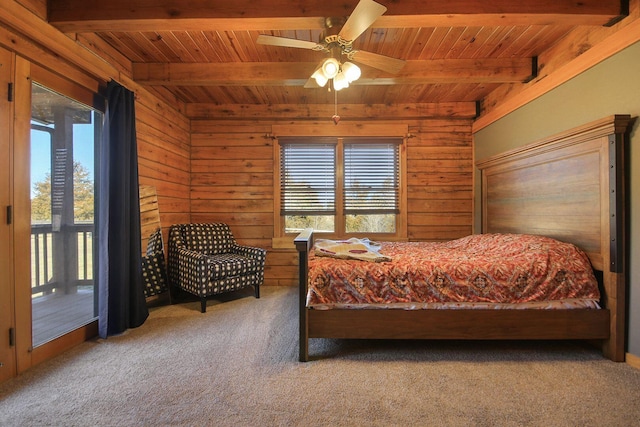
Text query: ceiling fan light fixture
321 58 340 79
312 69 329 87
342 61 361 83
333 71 350 91
257 0 406 95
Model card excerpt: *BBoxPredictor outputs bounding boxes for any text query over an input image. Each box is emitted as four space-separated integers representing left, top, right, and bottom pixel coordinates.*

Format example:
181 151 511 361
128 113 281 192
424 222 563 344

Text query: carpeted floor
1 286 639 427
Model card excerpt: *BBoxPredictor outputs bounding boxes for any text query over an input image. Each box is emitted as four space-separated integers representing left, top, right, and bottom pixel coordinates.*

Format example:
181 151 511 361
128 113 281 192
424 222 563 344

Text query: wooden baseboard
626 352 640 370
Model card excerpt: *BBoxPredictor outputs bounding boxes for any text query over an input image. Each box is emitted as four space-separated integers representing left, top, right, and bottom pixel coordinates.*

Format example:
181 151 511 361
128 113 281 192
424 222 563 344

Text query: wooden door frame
0 45 17 384
0 56 101 382
14 54 34 374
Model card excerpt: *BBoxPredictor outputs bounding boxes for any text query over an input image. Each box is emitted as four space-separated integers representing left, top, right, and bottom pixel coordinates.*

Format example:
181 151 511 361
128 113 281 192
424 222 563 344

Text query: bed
294 115 632 362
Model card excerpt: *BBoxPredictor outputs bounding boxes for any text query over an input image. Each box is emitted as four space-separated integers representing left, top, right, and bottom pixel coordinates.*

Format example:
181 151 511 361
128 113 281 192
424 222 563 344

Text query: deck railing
31 223 95 297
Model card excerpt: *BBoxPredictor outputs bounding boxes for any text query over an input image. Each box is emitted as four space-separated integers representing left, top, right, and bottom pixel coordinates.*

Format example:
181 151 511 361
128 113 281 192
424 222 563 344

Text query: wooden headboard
476 115 632 361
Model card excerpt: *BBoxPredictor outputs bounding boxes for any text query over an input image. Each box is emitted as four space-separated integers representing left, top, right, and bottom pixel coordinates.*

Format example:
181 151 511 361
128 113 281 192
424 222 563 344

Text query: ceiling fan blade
256 34 322 50
338 0 387 42
350 50 406 74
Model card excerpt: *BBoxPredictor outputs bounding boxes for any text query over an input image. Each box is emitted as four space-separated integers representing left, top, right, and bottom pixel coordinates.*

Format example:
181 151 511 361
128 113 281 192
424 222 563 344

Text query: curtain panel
97 80 148 338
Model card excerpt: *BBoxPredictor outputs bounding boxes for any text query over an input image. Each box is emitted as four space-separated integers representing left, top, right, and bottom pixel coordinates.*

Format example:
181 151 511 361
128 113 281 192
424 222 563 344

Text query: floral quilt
307 233 600 308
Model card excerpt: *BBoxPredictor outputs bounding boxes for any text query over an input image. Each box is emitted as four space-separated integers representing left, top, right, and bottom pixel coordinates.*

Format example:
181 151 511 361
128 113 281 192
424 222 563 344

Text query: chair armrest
231 244 266 262
177 247 208 263
176 248 210 294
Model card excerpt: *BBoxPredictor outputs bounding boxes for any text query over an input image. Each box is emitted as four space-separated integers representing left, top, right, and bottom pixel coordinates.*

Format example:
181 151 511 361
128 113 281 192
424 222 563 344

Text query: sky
30 119 96 198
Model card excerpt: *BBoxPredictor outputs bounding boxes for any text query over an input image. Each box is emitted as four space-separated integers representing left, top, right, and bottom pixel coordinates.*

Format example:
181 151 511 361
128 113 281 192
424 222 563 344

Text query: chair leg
255 283 260 299
200 297 207 313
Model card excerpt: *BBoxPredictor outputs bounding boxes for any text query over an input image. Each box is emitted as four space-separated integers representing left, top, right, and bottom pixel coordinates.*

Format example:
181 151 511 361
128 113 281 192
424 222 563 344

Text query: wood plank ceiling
48 0 627 108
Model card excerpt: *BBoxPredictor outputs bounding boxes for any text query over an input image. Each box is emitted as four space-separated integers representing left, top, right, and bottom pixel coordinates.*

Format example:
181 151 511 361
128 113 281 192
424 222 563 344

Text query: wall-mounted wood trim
0 1 117 83
0 25 98 94
187 103 477 120
475 115 631 170
31 64 100 110
473 16 640 132
272 123 409 138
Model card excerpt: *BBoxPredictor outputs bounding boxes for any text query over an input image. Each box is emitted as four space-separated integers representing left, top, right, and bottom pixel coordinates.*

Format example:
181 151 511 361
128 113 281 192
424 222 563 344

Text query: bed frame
295 115 632 362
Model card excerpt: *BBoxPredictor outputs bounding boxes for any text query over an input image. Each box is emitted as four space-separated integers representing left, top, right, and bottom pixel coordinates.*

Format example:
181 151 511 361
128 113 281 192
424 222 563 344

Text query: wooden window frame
272 124 408 246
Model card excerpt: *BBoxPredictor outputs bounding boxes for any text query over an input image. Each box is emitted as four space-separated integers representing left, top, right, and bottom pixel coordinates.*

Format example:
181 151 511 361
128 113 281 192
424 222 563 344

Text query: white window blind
280 142 336 215
343 140 400 214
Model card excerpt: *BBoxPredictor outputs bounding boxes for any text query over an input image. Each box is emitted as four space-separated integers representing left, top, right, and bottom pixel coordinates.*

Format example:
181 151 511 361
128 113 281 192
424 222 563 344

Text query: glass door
30 83 101 347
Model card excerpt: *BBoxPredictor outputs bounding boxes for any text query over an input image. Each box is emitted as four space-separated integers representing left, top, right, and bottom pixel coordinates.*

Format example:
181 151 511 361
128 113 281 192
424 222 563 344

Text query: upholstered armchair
167 223 265 313
141 227 170 301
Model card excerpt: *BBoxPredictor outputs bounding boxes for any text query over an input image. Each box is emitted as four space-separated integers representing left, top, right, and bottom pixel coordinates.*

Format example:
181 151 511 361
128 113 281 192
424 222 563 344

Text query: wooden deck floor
32 289 97 347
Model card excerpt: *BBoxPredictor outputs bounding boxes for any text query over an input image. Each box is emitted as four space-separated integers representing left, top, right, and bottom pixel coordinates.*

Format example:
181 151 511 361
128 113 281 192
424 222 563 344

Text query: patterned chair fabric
168 223 265 312
141 228 169 299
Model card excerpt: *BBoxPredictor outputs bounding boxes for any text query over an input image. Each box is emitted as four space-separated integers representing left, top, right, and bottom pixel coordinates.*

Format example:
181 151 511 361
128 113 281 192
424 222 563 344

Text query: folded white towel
314 238 391 262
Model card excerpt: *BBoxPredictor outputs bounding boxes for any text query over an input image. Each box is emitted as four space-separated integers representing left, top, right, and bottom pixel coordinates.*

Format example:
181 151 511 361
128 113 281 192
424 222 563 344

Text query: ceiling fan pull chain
332 88 340 125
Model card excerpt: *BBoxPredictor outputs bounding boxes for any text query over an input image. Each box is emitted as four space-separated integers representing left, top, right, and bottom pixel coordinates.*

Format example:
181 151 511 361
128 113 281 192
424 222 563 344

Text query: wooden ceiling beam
132 59 534 87
49 0 627 33
185 102 478 120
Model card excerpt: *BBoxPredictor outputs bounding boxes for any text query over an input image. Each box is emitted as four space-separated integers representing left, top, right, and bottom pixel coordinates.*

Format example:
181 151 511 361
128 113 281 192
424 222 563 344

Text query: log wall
133 85 191 240
189 112 474 286
1 0 192 254
1 1 474 288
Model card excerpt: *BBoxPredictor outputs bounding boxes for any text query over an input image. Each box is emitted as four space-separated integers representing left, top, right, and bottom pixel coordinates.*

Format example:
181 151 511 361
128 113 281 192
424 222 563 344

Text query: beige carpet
1 286 640 427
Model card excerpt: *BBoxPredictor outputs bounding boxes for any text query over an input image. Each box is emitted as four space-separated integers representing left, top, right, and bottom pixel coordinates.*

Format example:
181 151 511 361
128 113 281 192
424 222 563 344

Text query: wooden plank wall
407 119 474 241
135 88 191 243
1 1 473 288
189 114 474 286
1 0 192 255
139 185 161 252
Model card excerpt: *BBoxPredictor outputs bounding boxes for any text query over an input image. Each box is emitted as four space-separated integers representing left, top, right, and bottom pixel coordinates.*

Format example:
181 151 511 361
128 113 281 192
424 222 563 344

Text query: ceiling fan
256 0 406 90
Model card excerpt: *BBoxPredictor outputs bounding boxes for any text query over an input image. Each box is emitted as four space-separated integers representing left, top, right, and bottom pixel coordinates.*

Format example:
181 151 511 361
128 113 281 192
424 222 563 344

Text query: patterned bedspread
307 233 600 309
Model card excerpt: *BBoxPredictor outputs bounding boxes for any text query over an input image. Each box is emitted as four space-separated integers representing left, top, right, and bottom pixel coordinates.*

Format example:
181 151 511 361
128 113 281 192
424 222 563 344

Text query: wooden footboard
307 308 609 340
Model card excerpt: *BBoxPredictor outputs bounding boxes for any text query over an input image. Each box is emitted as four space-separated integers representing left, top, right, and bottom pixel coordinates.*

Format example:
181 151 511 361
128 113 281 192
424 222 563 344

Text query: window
343 140 400 233
278 137 404 238
280 140 336 233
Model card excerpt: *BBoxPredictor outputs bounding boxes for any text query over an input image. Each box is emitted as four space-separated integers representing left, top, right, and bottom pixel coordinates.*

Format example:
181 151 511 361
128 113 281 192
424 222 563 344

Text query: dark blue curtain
97 80 148 338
